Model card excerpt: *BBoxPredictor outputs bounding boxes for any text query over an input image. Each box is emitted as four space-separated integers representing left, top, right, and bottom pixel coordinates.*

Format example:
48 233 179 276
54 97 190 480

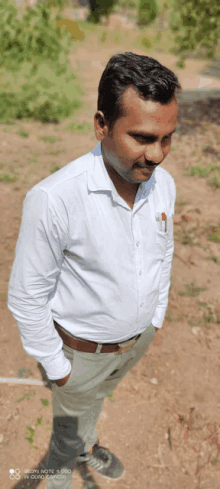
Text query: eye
162 135 172 143
134 135 152 143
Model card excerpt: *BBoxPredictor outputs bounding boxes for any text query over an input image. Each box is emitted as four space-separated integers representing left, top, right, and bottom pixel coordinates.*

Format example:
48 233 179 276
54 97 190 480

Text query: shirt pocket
155 214 172 258
155 228 168 259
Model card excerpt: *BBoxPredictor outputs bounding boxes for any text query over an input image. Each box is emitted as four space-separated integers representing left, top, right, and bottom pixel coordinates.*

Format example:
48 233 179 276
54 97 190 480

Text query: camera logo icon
9 469 21 480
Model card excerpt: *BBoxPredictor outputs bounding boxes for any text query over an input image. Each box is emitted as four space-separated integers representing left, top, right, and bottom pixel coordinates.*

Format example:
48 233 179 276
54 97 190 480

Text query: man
8 52 181 488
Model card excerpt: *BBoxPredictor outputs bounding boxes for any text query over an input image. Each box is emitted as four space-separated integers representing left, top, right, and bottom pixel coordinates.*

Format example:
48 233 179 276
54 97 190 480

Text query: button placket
132 214 145 319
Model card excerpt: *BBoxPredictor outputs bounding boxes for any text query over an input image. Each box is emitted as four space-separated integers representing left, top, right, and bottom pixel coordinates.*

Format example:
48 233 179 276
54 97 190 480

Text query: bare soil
1 14 220 489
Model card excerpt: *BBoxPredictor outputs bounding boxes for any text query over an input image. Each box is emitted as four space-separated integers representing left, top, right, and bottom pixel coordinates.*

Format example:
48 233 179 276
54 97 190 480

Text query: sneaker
76 461 101 489
76 441 125 480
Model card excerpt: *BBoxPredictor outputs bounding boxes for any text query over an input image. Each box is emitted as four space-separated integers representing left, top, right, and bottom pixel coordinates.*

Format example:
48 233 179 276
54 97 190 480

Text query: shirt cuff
41 352 72 381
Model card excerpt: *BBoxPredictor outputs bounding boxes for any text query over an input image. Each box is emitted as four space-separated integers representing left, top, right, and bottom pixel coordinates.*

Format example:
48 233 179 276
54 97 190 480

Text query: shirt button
140 302 144 307
139 270 142 276
136 241 140 247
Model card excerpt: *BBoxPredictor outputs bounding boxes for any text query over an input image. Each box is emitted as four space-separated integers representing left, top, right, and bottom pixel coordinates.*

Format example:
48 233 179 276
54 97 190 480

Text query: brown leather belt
54 320 142 354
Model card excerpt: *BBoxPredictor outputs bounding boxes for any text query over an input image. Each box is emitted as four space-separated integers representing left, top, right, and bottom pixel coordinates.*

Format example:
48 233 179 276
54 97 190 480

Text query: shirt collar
87 141 156 200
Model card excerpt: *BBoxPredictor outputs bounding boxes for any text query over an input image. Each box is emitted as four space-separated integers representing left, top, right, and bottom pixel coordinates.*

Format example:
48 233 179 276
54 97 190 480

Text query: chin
134 176 151 184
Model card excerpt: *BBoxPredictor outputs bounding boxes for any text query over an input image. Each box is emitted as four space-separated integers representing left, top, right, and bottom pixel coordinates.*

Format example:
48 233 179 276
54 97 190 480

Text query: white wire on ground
0 377 50 385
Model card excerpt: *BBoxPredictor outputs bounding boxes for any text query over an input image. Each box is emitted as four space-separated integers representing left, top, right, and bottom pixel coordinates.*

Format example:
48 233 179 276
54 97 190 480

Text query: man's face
94 86 178 186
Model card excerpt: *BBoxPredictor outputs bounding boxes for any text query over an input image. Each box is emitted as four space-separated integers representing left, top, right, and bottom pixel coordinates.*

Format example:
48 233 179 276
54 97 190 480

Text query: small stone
192 327 201 335
0 434 4 443
100 412 108 420
150 378 158 385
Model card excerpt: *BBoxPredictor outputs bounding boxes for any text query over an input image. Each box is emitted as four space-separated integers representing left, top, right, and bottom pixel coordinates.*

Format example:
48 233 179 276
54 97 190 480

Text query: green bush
40 0 68 9
0 0 82 123
170 0 220 67
138 0 158 27
0 0 73 69
116 0 138 8
0 61 82 123
87 0 119 23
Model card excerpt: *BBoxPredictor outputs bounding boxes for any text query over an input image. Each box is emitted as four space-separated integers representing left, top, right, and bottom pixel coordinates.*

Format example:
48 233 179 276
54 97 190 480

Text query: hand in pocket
55 371 71 387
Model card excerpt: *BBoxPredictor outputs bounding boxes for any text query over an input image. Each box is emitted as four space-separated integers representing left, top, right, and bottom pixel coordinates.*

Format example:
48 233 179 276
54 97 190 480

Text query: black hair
97 51 182 130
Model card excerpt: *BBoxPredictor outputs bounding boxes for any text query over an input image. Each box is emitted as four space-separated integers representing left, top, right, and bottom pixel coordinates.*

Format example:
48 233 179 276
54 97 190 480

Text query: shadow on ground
176 89 220 136
201 59 220 79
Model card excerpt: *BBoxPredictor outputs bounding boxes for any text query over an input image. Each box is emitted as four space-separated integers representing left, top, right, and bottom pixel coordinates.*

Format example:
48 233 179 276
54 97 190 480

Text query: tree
138 0 158 28
170 0 220 68
87 0 118 23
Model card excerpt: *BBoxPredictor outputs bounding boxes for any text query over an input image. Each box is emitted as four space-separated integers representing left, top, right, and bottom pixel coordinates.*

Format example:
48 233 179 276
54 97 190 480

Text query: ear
94 111 109 141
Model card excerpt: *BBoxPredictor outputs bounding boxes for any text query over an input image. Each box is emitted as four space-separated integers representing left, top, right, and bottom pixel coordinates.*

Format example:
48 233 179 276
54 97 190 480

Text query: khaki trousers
45 323 156 488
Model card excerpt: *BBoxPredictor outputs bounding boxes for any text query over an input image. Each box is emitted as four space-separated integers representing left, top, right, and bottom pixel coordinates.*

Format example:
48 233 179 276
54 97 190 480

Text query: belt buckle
116 338 137 354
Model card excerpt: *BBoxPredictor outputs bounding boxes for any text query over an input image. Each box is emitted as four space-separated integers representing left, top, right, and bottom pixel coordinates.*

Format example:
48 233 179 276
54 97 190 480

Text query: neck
104 161 139 196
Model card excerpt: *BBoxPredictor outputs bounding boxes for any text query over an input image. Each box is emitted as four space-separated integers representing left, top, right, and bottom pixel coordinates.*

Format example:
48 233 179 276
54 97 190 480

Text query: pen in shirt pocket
161 212 167 233
155 212 167 232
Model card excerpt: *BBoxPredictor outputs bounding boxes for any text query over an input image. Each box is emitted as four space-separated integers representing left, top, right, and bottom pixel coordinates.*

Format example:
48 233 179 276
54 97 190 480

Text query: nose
144 142 164 164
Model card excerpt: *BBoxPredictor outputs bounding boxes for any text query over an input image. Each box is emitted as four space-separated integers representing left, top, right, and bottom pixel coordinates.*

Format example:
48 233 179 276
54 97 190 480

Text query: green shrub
0 62 82 123
116 0 138 8
138 0 158 27
0 0 83 123
170 0 220 67
40 0 68 9
0 0 72 70
87 0 119 23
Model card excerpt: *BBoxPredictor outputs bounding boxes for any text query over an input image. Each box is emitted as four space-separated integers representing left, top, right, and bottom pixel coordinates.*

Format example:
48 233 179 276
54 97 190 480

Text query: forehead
119 86 178 133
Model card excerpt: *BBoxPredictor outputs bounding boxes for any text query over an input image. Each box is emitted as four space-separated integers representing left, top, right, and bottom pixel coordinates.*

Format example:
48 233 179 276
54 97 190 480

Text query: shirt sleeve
151 177 176 329
7 188 72 380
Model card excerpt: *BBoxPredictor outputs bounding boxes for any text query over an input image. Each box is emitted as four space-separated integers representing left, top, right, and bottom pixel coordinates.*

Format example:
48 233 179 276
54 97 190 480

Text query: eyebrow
128 128 176 138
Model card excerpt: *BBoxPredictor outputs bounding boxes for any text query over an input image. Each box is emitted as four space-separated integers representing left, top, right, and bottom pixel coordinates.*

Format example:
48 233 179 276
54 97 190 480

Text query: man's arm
151 179 176 330
8 188 72 381
150 230 174 329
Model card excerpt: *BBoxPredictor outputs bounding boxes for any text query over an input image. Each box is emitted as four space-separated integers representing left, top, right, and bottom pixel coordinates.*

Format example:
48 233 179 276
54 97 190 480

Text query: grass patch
66 121 93 133
48 150 62 156
165 311 181 322
184 163 220 188
15 390 35 403
179 281 207 297
0 173 18 182
28 155 38 164
38 135 59 143
25 425 36 447
35 416 43 426
16 128 29 138
198 302 219 325
50 165 61 173
207 225 220 243
209 171 220 189
40 398 49 406
206 256 219 264
181 232 195 246
184 165 209 178
175 200 191 210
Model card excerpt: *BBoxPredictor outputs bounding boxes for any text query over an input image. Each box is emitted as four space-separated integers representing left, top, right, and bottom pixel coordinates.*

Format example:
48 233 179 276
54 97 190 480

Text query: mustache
137 161 158 168
145 161 156 167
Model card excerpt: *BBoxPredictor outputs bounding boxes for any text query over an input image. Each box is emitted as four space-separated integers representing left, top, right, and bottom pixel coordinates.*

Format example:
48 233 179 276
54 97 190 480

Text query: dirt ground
1 13 220 489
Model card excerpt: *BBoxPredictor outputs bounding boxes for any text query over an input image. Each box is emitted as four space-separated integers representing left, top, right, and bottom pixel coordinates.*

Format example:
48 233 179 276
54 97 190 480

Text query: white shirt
8 142 176 380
